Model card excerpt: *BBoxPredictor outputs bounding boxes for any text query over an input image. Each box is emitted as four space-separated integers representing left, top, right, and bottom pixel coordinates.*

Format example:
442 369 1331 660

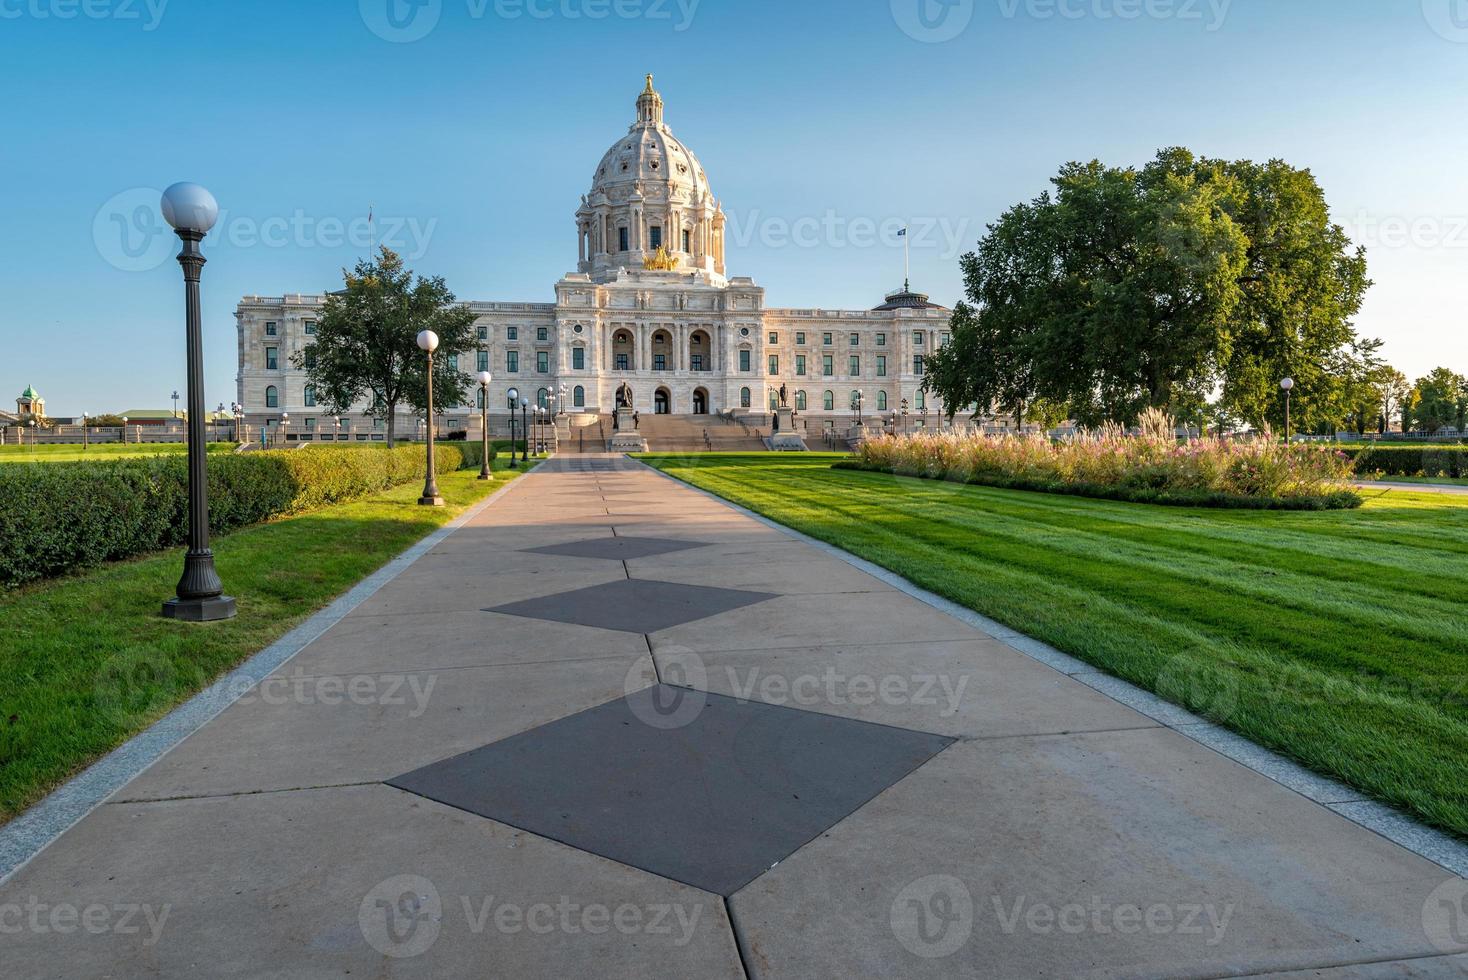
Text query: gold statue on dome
643 245 677 271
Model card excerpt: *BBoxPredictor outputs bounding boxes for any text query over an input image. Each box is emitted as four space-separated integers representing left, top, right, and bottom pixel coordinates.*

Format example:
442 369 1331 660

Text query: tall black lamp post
417 330 444 506
159 182 236 622
1280 377 1294 443
477 370 494 480
520 398 530 464
506 387 520 469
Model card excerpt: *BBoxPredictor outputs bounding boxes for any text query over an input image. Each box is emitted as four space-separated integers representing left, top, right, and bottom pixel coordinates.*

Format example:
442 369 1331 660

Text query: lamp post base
477 472 492 481
162 595 238 622
418 495 445 507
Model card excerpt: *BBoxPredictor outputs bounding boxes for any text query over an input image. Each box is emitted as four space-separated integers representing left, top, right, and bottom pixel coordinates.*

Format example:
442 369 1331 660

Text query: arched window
768 389 779 410
795 390 807 411
850 391 861 410
877 391 888 412
537 388 550 409
740 387 752 408
916 391 926 410
573 385 585 408
823 390 834 411
265 386 279 409
476 388 486 410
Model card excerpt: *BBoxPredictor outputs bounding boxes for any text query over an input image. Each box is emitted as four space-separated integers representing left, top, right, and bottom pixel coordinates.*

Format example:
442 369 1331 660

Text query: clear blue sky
2 0 1465 416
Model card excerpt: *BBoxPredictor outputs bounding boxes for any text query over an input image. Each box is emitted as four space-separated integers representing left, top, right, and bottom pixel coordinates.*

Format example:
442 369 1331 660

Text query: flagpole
901 225 910 291
369 203 376 257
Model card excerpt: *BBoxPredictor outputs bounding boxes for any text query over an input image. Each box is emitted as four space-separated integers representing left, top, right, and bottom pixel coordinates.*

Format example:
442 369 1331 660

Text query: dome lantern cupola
636 74 664 127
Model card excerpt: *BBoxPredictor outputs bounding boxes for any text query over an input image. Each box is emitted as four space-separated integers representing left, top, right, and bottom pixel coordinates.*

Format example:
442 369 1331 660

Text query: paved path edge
636 457 1468 880
0 469 542 885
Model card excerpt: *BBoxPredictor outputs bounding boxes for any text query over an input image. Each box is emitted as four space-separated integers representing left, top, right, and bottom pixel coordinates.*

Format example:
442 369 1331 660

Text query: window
537 351 549 373
917 391 927 409
914 356 925 376
682 229 691 253
574 385 585 408
739 350 751 372
618 227 629 251
850 333 859 347
538 388 550 409
304 386 317 408
305 417 316 429
796 355 807 377
507 326 518 341
768 332 778 344
876 333 887 346
265 321 278 336
537 326 548 342
447 354 459 372
796 332 806 345
877 355 887 377
655 354 667 371
768 355 779 376
616 353 629 370
572 347 585 370
691 354 704 371
914 331 925 346
477 350 489 372
265 386 279 408
506 351 519 373
877 391 888 411
477 325 488 341
823 390 834 411
304 349 317 370
649 226 662 250
477 388 485 409
940 332 951 347
822 332 833 346
795 390 807 411
849 355 860 376
304 320 316 336
851 391 862 410
769 389 779 410
265 347 278 370
740 387 752 408
822 355 834 377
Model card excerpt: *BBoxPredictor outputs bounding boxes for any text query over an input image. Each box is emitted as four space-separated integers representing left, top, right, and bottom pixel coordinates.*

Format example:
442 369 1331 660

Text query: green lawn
0 461 528 823
0 443 235 463
643 453 1468 839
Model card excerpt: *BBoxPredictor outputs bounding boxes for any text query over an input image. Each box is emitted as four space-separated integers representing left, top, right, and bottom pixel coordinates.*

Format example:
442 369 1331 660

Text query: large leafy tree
1412 367 1468 432
294 248 477 448
927 149 1374 432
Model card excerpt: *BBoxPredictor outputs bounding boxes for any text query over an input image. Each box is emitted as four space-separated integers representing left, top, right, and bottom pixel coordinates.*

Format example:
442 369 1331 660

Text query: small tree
294 248 478 448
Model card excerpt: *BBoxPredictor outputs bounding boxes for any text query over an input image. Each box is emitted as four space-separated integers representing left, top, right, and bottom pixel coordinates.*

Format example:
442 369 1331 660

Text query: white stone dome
575 76 726 281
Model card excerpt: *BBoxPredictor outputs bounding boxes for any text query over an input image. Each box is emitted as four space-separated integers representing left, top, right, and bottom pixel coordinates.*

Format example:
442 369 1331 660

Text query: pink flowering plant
846 409 1360 509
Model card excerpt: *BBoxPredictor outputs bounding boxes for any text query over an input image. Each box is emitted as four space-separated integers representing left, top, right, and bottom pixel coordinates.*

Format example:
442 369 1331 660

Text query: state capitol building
235 77 952 443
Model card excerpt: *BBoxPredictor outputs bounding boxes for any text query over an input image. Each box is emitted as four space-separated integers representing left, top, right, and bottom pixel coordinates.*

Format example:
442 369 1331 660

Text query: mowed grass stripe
644 455 1468 838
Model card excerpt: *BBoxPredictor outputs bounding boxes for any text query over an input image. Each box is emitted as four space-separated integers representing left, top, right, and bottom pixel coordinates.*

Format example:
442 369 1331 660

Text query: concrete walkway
1359 480 1468 496
3 455 1465 978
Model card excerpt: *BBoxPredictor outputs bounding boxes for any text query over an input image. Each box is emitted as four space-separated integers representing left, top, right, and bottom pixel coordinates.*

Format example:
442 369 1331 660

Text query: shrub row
0 445 462 589
1341 445 1468 478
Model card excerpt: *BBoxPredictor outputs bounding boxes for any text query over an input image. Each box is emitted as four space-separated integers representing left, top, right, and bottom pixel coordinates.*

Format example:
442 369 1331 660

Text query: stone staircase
631 414 768 453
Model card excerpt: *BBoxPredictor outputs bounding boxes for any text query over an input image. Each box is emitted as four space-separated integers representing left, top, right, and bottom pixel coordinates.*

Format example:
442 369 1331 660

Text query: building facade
236 77 951 442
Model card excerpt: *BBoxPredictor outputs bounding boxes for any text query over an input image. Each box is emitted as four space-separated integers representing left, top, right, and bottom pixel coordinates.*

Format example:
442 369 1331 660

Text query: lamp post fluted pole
477 371 494 480
1281 377 1295 443
418 330 444 506
159 183 235 622
520 398 530 464
507 388 520 469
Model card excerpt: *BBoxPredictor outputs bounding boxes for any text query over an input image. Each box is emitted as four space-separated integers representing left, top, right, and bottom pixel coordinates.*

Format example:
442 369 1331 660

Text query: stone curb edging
0 468 543 886
634 458 1468 881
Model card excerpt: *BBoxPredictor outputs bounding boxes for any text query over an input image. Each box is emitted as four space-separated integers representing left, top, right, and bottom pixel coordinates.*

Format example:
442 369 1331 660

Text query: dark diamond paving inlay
389 686 955 895
486 578 776 633
522 536 710 561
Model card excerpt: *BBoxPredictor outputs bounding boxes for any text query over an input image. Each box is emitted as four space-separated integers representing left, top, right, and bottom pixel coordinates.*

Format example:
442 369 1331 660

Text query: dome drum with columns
234 78 951 442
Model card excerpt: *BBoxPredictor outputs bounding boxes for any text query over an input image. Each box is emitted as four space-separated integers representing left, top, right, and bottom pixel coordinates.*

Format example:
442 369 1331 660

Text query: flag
897 228 907 237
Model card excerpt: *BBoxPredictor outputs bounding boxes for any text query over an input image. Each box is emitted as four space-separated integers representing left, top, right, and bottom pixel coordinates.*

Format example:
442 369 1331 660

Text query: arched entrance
692 387 709 415
654 387 671 415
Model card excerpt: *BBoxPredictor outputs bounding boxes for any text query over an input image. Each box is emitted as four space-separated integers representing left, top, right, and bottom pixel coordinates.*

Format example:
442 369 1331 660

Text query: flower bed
841 411 1360 510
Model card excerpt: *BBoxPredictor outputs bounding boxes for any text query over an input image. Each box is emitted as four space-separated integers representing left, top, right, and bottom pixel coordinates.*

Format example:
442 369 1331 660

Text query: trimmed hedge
1343 445 1468 478
0 445 462 589
832 460 1364 511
